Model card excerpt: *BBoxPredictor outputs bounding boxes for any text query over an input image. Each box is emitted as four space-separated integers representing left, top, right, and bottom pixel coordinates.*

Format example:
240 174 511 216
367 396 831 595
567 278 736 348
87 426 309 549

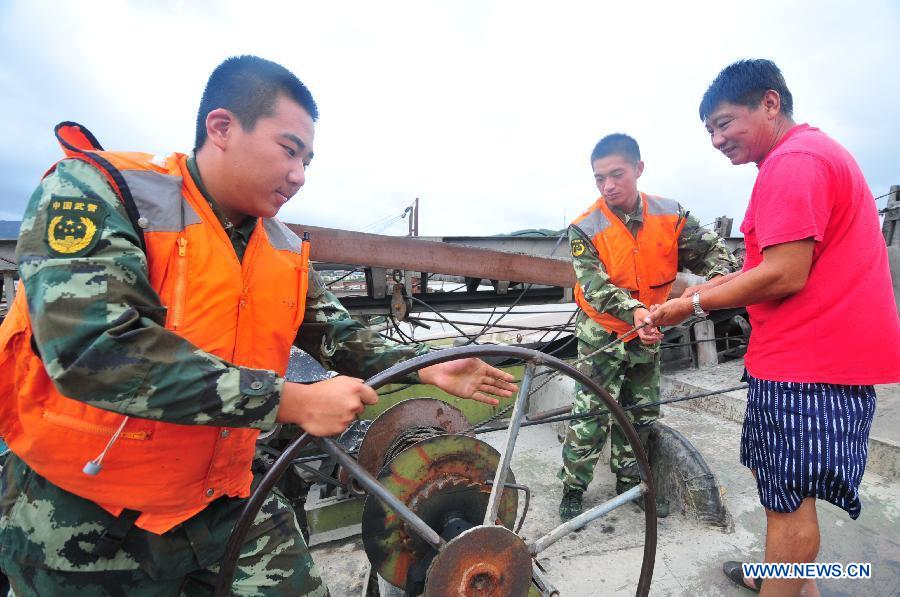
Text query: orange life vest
0 124 310 534
572 193 685 337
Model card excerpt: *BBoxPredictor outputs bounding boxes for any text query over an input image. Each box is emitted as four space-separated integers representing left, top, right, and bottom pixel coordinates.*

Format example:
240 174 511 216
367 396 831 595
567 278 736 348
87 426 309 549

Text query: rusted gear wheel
356 398 471 478
402 473 480 550
361 434 518 589
424 526 532 597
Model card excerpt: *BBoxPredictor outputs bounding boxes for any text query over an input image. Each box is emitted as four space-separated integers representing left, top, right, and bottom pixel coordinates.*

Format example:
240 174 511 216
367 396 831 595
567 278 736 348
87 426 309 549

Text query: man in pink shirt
649 59 900 596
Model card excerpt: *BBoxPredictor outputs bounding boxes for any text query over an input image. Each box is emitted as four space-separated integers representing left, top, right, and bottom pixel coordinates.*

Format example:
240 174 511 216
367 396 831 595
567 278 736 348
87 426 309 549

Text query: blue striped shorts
739 372 876 519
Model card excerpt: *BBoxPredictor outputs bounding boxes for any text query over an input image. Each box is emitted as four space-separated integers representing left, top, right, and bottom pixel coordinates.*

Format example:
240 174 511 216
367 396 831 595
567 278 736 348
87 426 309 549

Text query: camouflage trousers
0 453 328 596
558 338 660 492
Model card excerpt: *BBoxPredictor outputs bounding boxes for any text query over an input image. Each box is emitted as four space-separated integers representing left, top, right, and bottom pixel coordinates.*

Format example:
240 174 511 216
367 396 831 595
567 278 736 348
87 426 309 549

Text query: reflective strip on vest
121 170 201 232
263 218 304 254
645 195 681 215
572 204 612 238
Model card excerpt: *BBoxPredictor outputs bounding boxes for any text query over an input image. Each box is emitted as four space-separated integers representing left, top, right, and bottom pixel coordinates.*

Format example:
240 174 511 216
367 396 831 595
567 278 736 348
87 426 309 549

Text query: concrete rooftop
310 358 900 596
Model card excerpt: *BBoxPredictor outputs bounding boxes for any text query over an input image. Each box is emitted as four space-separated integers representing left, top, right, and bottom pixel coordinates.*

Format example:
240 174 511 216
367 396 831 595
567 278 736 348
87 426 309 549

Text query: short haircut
699 59 794 121
194 55 319 151
590 133 641 166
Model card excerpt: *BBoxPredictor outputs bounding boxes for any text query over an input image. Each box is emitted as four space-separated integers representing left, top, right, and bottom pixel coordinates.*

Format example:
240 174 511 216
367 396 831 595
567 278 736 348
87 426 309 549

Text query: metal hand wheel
215 344 657 596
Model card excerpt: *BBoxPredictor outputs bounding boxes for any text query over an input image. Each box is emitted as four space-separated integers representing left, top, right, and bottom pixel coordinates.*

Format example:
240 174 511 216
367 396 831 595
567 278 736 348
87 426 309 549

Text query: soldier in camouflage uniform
0 56 516 596
558 134 737 520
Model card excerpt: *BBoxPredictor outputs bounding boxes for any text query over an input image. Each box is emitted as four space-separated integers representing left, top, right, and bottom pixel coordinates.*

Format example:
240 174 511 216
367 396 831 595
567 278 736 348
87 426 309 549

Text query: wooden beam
288 224 576 288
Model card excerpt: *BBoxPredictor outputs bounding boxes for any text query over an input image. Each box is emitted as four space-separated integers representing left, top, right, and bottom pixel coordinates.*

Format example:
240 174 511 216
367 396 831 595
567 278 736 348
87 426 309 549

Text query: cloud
2 0 898 233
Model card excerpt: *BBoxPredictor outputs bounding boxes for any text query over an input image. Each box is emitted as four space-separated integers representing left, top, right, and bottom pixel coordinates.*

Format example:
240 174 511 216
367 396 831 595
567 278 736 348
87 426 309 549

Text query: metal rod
486 480 532 535
484 361 535 526
480 384 750 434
529 484 645 556
512 483 531 535
317 437 445 550
531 561 560 597
293 462 347 490
532 322 646 381
525 405 571 422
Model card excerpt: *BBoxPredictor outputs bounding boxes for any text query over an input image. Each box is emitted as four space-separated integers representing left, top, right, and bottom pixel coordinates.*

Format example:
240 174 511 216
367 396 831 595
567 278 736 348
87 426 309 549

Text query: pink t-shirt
740 124 900 384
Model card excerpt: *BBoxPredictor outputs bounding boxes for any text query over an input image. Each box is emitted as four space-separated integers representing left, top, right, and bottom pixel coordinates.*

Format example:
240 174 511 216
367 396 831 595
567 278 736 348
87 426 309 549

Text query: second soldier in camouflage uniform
558 134 738 520
0 56 516 596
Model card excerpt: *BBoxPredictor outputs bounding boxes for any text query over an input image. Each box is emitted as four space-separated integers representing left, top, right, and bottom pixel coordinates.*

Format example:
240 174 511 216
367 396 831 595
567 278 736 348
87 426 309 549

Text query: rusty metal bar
529 484 645 555
287 224 575 287
288 223 704 301
484 361 535 526
525 405 571 422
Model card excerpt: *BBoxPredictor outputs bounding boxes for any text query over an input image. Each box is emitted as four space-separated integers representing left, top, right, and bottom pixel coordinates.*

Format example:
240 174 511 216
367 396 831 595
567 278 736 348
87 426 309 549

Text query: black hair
194 55 319 151
699 59 793 121
590 133 640 165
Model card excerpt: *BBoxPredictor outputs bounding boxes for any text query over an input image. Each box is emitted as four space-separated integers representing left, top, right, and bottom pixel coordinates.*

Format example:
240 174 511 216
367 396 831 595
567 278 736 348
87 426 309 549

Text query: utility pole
882 185 900 312
407 198 419 237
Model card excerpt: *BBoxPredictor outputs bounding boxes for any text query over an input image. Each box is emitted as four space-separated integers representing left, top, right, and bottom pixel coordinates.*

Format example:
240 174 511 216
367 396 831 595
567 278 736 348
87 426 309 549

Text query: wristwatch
691 292 708 317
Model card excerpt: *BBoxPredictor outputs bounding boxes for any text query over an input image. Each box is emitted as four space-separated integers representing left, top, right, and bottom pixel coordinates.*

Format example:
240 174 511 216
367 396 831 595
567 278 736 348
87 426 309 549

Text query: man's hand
277 376 379 437
419 358 518 406
647 298 693 327
634 307 663 345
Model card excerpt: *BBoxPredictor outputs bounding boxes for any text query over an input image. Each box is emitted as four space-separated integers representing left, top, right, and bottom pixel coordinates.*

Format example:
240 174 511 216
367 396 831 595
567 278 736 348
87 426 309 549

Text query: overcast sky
2 0 898 237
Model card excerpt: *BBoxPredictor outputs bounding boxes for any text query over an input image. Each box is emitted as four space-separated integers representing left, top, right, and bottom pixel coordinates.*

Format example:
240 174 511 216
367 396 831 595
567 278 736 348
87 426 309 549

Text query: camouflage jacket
569 194 738 361
14 158 427 432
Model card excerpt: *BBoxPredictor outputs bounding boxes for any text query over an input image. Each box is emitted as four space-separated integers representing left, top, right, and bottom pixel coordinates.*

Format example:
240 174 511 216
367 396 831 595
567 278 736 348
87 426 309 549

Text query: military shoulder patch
571 238 586 257
45 196 107 257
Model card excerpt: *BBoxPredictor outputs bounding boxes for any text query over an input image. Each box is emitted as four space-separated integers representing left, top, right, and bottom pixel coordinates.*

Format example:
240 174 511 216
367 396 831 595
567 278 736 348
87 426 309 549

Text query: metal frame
216 345 657 597
484 361 535 526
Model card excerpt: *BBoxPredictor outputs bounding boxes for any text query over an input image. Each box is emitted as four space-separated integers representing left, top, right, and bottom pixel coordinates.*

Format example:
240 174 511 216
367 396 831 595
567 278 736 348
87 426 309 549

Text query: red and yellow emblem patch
46 197 106 256
571 238 586 257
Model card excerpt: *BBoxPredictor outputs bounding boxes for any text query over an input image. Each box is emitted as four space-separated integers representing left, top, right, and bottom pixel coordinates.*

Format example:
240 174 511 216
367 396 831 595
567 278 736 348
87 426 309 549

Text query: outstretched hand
646 298 693 327
419 358 518 406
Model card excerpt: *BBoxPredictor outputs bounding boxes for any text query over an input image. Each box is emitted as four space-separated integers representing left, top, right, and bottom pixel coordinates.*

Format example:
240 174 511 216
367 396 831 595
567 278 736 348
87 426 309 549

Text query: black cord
469 230 568 344
435 230 569 346
442 284 468 293
474 384 750 434
325 268 361 288
438 308 576 315
543 333 578 357
659 333 749 349
874 189 897 202
389 314 418 344
408 295 482 344
468 306 499 345
533 309 577 347
410 316 573 333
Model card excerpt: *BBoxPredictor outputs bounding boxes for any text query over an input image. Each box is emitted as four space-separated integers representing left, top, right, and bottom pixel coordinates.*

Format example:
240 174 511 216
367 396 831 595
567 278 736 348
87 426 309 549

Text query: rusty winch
216 345 658 597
